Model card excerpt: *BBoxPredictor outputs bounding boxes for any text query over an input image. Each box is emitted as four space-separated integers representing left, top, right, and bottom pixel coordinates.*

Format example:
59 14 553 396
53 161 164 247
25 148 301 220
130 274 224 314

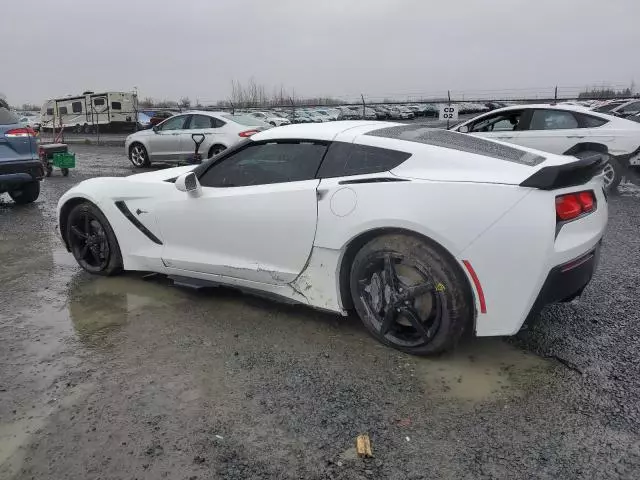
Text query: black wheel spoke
70 226 87 239
383 254 398 291
80 243 89 259
83 214 90 234
402 282 433 302
380 306 396 335
402 307 432 341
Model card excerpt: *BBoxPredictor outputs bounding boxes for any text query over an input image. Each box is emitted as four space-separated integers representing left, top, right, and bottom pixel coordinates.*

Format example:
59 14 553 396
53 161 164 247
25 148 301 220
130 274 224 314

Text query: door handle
567 135 585 139
497 136 513 139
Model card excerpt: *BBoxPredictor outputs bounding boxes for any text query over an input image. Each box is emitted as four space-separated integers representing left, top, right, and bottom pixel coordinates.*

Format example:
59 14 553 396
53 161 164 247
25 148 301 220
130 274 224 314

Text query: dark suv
0 99 43 204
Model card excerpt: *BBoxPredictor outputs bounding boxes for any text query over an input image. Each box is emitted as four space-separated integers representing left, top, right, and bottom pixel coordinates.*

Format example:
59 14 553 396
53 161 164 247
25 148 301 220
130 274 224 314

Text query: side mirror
175 171 201 196
152 125 159 133
458 125 469 133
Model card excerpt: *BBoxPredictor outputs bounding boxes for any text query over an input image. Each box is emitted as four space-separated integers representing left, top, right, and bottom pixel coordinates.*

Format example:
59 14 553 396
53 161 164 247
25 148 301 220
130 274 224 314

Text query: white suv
452 104 640 191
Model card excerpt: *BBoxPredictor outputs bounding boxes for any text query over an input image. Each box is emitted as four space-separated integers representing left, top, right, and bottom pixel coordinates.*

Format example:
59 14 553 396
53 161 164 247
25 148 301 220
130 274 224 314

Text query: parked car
58 121 607 355
592 99 640 118
247 111 291 127
148 111 175 126
0 99 44 204
336 107 360 120
19 114 41 132
125 111 270 167
315 109 339 121
451 103 640 191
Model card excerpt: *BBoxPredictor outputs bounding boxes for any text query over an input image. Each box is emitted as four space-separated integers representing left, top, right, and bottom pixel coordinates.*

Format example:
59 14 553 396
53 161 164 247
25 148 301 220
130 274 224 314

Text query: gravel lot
1 144 639 479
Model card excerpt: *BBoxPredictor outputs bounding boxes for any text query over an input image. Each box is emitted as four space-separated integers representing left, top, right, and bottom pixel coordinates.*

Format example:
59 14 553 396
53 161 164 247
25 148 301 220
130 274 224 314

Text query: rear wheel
349 234 473 355
66 202 122 275
129 143 150 168
9 181 40 204
208 144 226 158
574 151 621 192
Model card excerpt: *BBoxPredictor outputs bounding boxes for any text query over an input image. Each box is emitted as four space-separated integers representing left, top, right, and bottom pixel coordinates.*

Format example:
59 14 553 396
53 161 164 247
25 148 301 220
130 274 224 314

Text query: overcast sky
3 0 639 105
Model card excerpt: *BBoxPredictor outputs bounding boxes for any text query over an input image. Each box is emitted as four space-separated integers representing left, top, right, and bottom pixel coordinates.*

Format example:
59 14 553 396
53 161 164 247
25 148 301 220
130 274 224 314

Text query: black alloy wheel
355 252 443 348
66 203 123 275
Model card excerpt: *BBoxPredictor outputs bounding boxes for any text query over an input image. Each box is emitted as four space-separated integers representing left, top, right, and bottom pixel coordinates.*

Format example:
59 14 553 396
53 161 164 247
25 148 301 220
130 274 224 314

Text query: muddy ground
1 145 639 479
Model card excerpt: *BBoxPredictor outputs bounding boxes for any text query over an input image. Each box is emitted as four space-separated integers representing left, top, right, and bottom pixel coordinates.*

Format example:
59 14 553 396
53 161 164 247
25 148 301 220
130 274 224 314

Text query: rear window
59 106 68 114
221 114 269 127
367 125 545 166
593 102 624 113
576 113 609 128
316 142 412 178
0 104 19 125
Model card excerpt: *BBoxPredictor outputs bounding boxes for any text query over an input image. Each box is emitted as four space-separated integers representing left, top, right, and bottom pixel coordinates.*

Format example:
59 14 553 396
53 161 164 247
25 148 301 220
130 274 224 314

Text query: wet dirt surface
1 145 639 479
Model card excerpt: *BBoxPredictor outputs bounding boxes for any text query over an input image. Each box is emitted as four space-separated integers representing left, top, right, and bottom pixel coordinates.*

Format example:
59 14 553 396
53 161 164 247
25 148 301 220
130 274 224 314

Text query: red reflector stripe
462 260 487 314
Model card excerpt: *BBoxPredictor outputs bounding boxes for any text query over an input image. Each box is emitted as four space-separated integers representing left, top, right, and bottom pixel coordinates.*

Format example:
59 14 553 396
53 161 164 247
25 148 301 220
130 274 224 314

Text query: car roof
491 103 595 113
251 121 395 142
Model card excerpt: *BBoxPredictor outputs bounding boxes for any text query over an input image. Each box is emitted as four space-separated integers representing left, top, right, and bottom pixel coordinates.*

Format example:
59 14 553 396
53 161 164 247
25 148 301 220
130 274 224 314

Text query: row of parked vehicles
238 101 500 125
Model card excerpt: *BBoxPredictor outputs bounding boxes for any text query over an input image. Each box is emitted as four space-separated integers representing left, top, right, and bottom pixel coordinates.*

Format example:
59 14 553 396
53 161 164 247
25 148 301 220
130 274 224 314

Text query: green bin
52 152 76 169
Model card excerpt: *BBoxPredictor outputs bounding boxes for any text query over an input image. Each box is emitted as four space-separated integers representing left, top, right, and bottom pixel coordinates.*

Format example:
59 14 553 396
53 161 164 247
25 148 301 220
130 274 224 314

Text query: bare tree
140 97 154 108
178 97 191 109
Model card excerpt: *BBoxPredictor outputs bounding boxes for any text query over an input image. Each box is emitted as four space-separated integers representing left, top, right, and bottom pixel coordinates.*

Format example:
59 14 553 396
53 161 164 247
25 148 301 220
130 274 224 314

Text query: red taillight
5 127 36 138
238 129 259 137
555 191 596 221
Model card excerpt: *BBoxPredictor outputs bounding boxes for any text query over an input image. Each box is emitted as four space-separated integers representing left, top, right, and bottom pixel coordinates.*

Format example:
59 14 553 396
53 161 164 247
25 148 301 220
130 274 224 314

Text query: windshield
222 114 269 127
0 100 19 125
594 101 625 113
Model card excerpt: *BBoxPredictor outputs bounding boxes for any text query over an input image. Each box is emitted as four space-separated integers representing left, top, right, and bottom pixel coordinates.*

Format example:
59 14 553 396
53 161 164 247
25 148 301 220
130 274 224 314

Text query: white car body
124 111 270 165
58 122 607 350
247 111 291 127
452 104 640 177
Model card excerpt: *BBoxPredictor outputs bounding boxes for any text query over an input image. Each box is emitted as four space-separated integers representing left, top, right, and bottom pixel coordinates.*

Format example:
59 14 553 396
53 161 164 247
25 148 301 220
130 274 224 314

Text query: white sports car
57 121 608 355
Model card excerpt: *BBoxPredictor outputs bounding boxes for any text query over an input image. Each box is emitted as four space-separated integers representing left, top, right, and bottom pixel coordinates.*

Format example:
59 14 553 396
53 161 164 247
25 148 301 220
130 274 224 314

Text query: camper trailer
40 91 138 133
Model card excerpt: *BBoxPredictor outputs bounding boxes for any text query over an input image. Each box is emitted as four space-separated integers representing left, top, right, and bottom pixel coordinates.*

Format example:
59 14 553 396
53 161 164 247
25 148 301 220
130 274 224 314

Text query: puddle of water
67 276 188 344
414 338 551 402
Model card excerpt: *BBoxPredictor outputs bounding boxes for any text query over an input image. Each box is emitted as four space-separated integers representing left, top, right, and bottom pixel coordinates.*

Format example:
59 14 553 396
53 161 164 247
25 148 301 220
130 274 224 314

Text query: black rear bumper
0 159 44 190
526 243 601 322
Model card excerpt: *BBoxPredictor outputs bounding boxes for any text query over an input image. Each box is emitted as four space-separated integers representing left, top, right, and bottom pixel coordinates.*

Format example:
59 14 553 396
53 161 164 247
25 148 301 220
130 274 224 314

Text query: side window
576 113 609 128
316 142 411 178
111 101 122 110
469 111 523 132
72 101 82 113
59 106 68 114
93 98 105 106
620 101 640 113
189 114 214 129
212 118 226 128
158 115 187 131
199 141 327 188
529 110 579 130
46 108 54 115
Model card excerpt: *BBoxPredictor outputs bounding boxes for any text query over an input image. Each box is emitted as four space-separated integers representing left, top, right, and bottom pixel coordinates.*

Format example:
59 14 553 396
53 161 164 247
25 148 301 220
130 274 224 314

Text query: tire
65 202 123 276
82 123 90 134
75 124 82 133
574 151 621 193
129 143 150 168
8 181 40 204
349 234 473 355
62 168 70 177
207 144 226 158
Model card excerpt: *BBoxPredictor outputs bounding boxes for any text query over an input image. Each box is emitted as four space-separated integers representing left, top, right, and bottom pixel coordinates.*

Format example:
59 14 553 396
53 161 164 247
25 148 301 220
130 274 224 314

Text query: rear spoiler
519 153 607 190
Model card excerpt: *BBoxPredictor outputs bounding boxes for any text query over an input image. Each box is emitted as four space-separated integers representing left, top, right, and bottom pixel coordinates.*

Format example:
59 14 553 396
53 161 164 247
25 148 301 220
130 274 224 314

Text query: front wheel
129 143 150 168
9 181 40 204
350 234 473 355
66 202 123 276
